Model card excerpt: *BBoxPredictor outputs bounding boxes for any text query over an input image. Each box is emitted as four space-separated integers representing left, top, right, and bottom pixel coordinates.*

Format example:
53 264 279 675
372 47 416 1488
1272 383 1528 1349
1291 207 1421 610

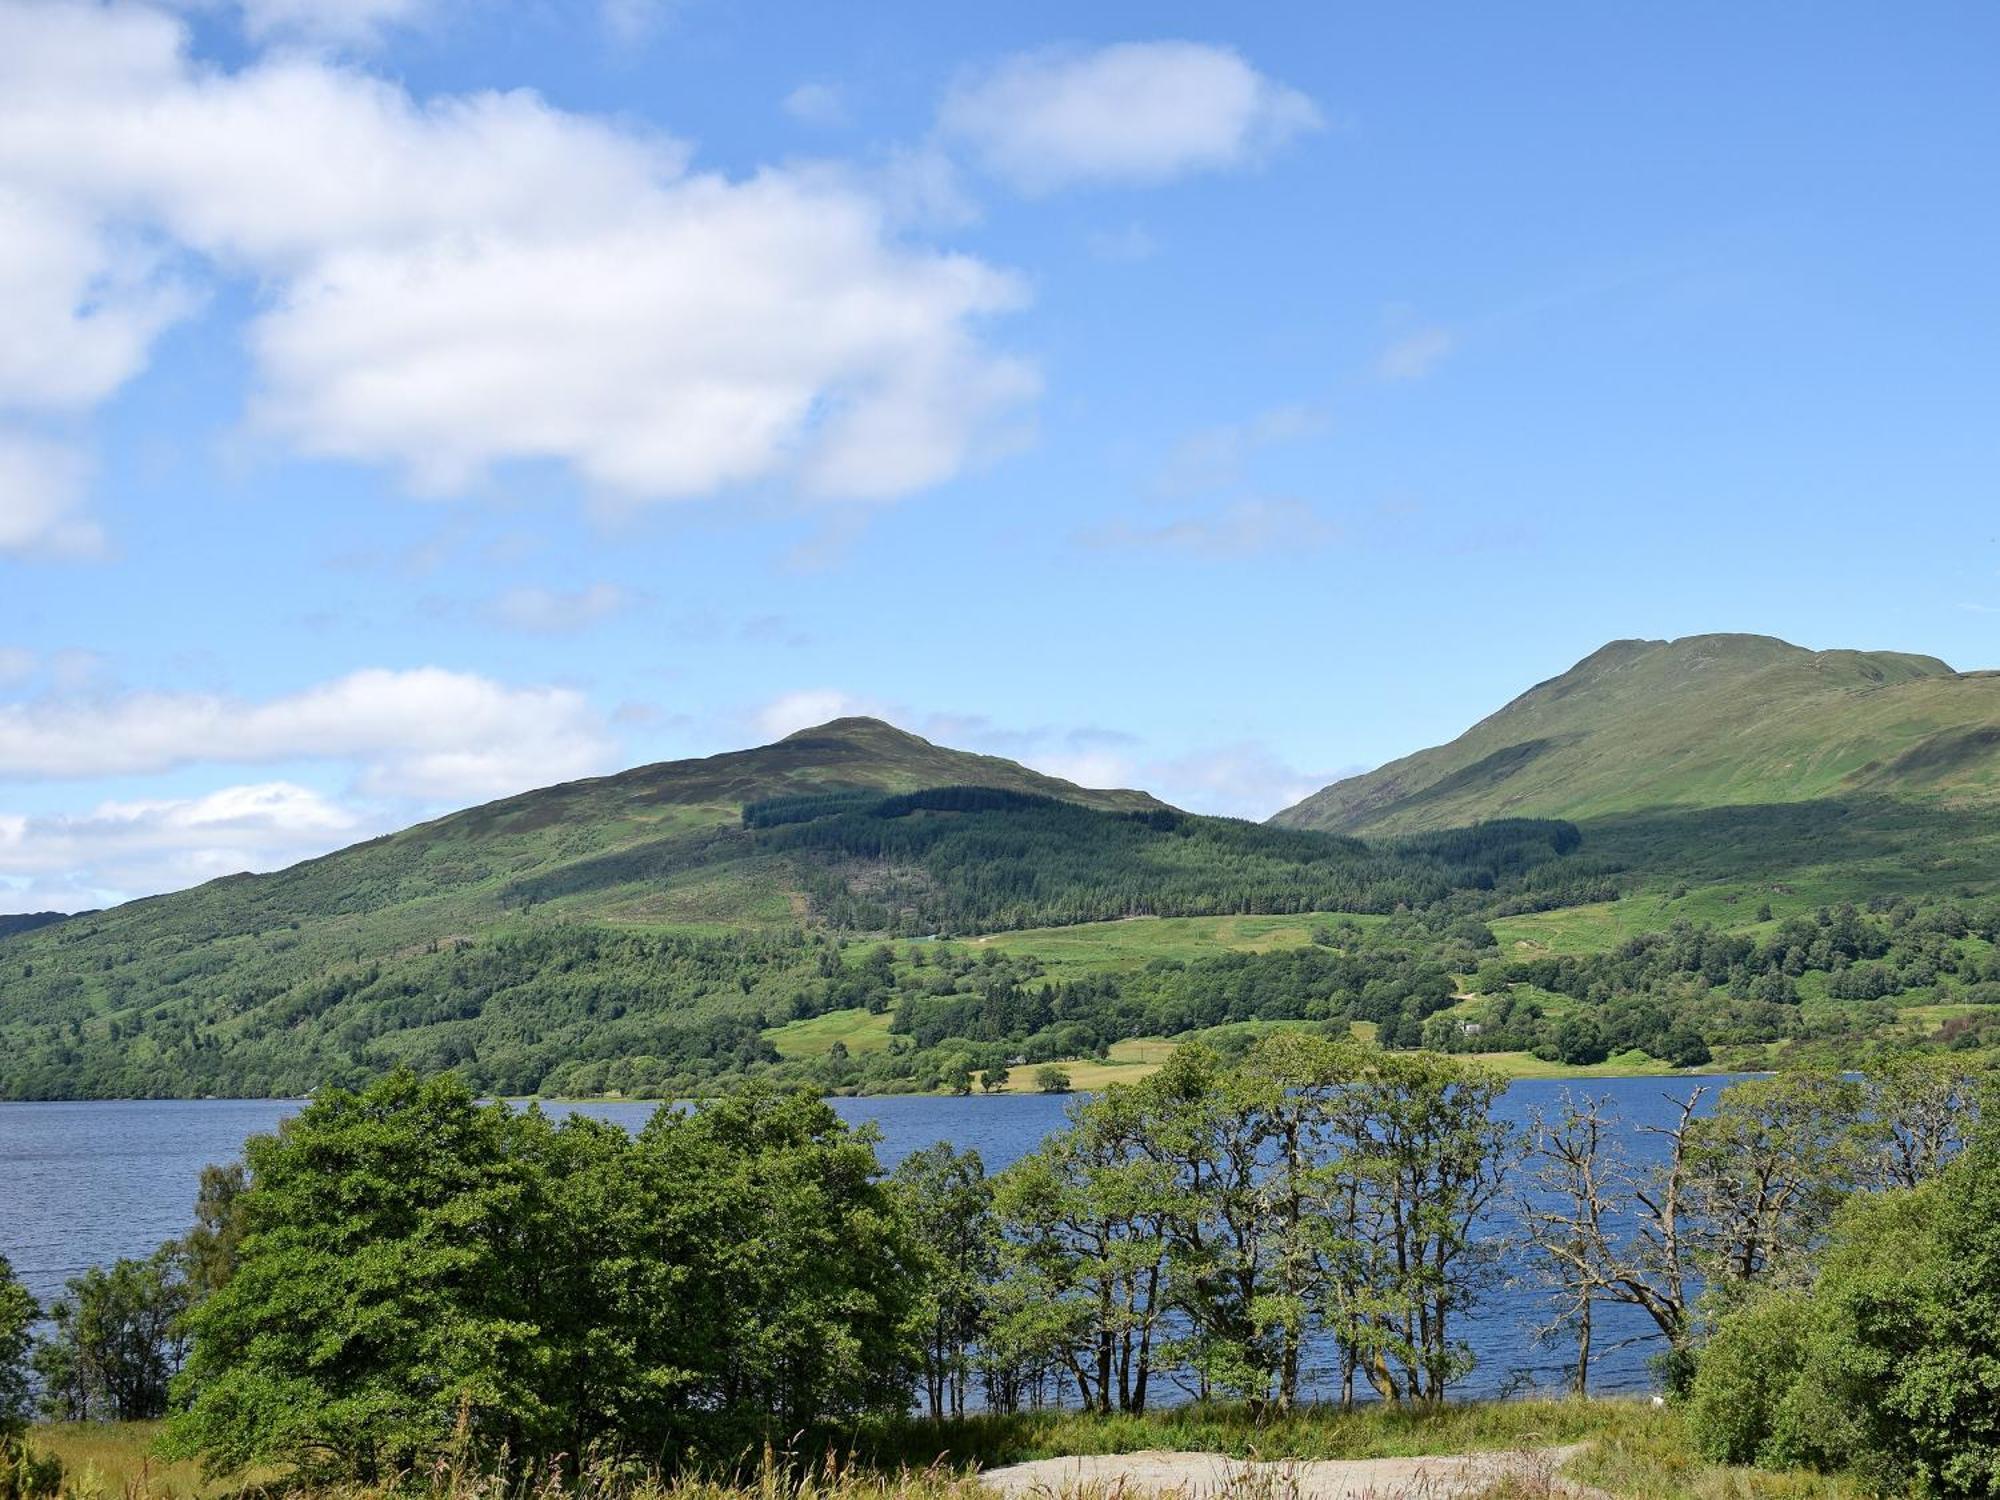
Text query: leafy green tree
167 1073 559 1480
1033 1064 1071 1094
1553 1014 1608 1065
0 1257 33 1436
1864 1055 1982 1189
891 1144 996 1419
1136 1034 1363 1412
624 1086 920 1450
178 1163 247 1300
33 1248 189 1421
1330 1050 1512 1403
1685 1071 1869 1287
169 1074 919 1481
995 1088 1175 1412
1689 1099 2000 1494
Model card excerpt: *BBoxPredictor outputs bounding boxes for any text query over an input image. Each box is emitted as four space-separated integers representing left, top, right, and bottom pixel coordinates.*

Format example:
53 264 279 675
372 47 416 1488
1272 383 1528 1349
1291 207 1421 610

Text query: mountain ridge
1273 632 2000 835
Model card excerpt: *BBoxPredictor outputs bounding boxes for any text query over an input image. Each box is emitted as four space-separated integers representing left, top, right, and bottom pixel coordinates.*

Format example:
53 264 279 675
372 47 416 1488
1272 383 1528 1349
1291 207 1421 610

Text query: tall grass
21 1400 1865 1500
867 1397 1662 1467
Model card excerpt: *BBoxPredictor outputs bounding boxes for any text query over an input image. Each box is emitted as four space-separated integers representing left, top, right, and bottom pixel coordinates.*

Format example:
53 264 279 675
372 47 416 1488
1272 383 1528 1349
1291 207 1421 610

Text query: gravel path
980 1444 1601 1500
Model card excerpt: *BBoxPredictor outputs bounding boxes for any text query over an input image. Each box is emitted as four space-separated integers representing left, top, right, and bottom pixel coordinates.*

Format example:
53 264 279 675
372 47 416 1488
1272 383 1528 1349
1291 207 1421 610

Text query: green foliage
0 1259 32 1437
0 1439 61 1500
32 1248 189 1422
986 1040 1513 1413
889 1145 995 1420
1688 1090 2000 1496
1684 1288 1819 1467
166 1071 920 1483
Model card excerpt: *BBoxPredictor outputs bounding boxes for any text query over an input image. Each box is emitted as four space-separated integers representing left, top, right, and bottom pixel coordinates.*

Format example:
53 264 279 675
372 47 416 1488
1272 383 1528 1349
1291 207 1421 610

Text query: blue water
0 1078 1742 1399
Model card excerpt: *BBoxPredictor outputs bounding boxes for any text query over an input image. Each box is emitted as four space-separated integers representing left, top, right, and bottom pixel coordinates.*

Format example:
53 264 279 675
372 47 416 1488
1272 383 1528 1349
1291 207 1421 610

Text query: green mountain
0 716 1584 1098
1273 634 2000 836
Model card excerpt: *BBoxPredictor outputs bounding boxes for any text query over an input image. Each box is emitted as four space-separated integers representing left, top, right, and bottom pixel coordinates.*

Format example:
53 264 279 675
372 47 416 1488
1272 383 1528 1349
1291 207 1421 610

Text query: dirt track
980 1444 1600 1499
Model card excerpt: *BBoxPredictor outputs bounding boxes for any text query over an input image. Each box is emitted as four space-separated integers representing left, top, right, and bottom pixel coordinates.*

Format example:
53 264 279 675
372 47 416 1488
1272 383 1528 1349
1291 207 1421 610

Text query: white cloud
0 0 1037 527
224 0 430 47
0 429 103 557
0 781 365 908
1377 325 1456 381
941 41 1320 194
783 82 847 128
0 649 33 686
491 582 629 633
0 667 613 799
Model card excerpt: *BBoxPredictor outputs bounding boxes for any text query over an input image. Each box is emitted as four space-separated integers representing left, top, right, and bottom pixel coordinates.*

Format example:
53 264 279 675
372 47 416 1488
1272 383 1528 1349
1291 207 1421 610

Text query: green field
972 911 1388 973
764 1007 897 1060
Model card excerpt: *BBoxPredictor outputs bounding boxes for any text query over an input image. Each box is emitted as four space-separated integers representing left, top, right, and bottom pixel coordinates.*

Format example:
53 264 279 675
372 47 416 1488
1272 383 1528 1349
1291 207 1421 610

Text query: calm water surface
0 1078 1741 1400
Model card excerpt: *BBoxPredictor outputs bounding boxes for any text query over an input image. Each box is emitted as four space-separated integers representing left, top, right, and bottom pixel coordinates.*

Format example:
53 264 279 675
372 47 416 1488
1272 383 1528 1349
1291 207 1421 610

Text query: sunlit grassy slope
1275 633 2000 835
969 911 1391 975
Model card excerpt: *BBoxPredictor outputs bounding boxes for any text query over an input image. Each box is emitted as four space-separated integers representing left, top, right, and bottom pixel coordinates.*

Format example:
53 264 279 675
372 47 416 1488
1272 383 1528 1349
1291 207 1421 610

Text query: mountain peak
1274 633 1995 835
779 715 921 743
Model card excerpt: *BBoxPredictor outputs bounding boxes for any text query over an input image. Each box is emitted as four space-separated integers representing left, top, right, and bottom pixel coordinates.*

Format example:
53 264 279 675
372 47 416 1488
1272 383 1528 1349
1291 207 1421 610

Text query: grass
881 1398 1651 1467
765 1008 898 1061
999 1038 1178 1092
971 913 1389 976
22 1401 1869 1500
28 1421 237 1499
1465 1047 1680 1080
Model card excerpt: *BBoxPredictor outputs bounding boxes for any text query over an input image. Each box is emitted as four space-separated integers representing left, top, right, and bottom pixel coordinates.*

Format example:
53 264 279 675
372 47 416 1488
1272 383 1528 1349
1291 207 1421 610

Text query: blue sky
2 0 1998 910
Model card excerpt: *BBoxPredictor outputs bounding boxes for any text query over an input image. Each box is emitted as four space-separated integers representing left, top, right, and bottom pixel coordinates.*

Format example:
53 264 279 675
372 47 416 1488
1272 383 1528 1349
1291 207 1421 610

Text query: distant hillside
0 716 1588 1098
1274 634 2000 835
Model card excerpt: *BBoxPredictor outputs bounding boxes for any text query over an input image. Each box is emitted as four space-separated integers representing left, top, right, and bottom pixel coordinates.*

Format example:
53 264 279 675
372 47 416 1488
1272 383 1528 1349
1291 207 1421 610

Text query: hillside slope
1273 634 2000 835
0 716 1592 1097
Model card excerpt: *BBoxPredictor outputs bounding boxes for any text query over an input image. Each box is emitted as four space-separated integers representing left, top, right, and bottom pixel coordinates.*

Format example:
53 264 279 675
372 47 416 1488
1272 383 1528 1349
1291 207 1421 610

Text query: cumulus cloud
941 41 1320 194
490 582 630 633
223 0 431 47
0 0 1036 531
0 781 366 909
0 667 614 799
0 429 103 557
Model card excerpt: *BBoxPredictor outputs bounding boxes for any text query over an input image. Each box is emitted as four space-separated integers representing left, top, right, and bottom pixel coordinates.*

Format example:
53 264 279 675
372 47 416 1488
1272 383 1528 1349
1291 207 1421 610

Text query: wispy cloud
490 582 631 633
1376 324 1456 382
1076 498 1337 557
782 82 848 128
941 41 1321 194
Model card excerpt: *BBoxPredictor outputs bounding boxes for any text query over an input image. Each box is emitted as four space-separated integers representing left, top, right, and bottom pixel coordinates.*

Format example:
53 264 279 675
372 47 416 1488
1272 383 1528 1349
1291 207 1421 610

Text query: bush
1687 1094 2000 1496
0 1440 61 1500
0 1257 31 1436
1685 1287 1815 1466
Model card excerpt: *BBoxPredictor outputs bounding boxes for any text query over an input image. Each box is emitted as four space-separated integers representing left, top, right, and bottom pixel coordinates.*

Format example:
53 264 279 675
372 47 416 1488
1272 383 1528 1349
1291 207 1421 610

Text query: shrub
1685 1287 1814 1466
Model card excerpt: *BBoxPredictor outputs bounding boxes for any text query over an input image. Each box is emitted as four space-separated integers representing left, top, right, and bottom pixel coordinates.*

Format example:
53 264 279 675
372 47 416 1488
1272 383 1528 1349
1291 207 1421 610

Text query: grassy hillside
1274 633 2000 835
0 716 1587 1098
9 649 2000 1102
